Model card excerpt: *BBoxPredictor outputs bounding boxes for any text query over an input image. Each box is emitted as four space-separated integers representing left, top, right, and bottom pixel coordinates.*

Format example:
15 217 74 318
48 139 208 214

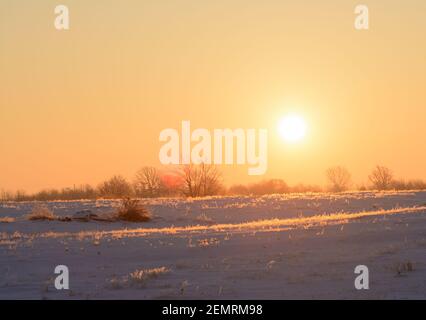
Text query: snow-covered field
1 191 426 299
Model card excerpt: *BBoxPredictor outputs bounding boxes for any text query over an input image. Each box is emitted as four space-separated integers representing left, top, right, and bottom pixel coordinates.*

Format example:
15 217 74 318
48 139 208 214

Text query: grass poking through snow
107 267 170 289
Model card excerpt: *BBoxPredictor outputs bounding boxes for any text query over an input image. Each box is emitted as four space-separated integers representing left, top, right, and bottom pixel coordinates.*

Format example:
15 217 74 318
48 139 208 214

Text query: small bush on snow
115 198 152 222
26 204 56 221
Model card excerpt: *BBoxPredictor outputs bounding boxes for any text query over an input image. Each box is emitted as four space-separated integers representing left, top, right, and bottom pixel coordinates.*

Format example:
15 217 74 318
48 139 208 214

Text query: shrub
98 176 133 199
26 204 56 221
249 179 289 195
115 198 152 222
228 184 250 195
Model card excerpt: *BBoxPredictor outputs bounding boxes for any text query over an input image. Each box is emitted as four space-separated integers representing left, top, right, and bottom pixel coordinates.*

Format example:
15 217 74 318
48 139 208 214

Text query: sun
278 115 307 142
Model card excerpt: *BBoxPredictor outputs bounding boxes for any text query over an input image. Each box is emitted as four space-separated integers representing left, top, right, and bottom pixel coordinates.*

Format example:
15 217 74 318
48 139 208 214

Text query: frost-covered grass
9 205 422 242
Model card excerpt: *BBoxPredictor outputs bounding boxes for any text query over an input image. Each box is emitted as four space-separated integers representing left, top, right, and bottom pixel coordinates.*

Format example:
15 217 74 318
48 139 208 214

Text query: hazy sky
1 0 426 192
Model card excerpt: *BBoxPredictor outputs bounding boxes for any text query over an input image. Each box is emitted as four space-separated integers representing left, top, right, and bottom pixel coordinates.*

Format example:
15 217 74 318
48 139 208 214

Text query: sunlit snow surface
1 191 426 299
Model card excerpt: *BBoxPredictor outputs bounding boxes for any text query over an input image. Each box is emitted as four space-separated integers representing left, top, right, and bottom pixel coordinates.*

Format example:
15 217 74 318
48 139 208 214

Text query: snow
1 191 426 299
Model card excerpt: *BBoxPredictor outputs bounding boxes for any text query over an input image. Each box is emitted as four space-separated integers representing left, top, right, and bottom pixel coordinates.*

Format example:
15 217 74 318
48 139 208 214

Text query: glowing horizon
1 1 426 193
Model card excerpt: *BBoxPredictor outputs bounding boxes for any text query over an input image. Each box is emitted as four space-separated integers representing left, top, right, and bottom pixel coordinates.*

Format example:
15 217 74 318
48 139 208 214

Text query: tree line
1 164 426 201
325 165 426 192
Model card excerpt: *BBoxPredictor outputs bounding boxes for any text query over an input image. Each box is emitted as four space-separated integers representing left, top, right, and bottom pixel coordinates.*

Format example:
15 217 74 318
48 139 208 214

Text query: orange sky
1 0 426 192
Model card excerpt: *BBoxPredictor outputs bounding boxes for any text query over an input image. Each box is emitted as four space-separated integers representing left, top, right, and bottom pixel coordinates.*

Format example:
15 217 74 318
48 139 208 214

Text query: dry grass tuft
0 217 15 223
107 267 170 289
197 238 220 247
26 204 57 221
129 267 170 284
196 213 214 224
115 198 152 222
395 261 414 276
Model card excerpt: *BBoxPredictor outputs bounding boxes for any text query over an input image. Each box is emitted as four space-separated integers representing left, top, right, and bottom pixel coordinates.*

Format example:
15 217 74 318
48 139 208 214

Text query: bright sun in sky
278 115 307 142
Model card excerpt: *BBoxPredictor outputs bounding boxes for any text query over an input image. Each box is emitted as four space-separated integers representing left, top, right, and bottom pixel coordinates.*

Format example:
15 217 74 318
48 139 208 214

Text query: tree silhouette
326 166 351 192
369 165 394 190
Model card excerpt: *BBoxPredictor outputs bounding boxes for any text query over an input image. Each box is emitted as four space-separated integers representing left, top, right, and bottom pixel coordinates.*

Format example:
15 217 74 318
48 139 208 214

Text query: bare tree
0 189 13 202
181 163 222 197
134 167 163 198
326 166 351 192
98 175 133 198
369 165 394 190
